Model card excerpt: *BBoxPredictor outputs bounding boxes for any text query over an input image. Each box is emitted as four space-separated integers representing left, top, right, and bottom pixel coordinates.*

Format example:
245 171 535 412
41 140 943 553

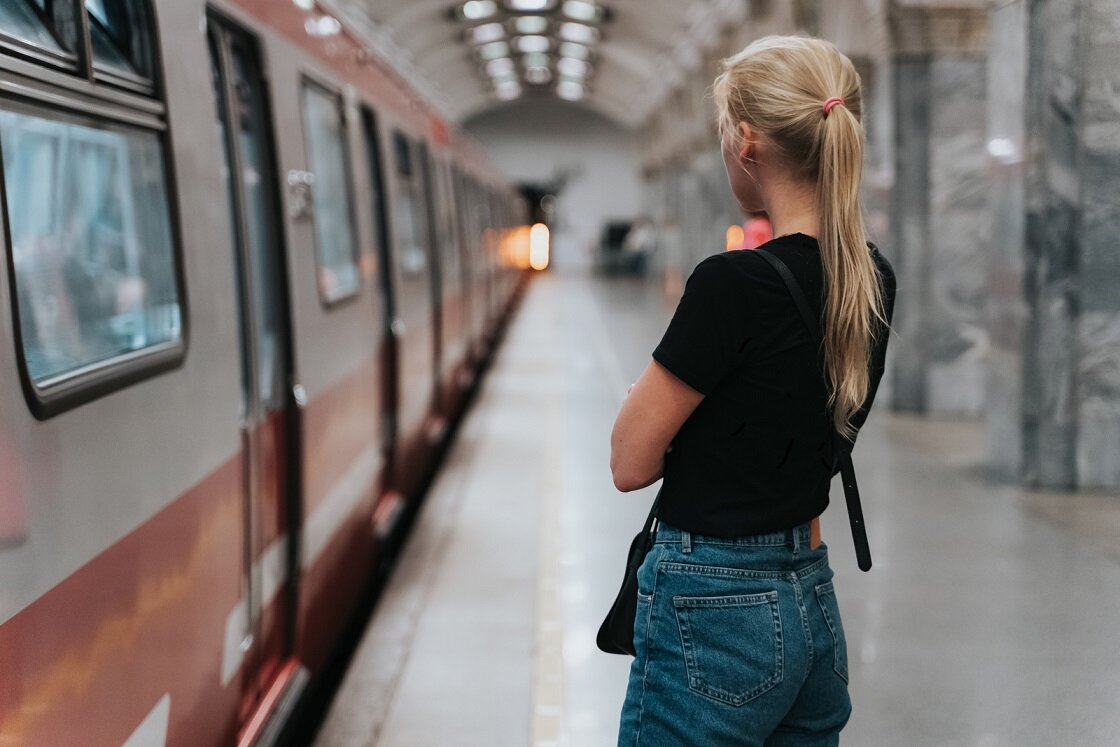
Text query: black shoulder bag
596 248 873 657
595 488 661 656
754 247 872 572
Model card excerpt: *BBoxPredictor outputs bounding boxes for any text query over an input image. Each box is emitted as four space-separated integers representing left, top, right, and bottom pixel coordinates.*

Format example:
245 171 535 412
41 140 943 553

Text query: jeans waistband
654 521 814 549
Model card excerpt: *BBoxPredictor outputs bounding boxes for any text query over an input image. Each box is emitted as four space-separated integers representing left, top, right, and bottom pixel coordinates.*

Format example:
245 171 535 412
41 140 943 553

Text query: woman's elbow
612 467 642 493
611 461 658 492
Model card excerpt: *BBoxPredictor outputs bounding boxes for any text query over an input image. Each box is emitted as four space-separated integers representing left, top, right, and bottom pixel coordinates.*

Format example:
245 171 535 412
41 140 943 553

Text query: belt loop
681 530 692 554
791 525 800 555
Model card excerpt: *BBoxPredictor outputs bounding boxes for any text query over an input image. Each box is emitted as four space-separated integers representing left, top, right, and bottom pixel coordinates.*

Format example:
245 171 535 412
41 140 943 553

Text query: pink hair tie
822 97 845 117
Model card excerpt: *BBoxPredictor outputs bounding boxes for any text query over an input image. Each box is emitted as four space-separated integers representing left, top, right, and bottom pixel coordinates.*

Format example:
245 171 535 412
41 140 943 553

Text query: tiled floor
314 270 1120 747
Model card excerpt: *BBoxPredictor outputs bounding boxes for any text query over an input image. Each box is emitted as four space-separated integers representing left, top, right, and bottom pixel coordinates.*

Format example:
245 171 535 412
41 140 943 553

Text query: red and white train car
0 1 527 744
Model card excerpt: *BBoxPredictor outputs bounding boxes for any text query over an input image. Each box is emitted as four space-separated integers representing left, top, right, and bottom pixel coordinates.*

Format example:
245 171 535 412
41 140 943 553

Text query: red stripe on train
0 362 386 746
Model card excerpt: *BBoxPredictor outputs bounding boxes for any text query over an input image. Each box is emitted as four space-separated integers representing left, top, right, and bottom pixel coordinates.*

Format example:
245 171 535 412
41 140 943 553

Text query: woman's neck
761 177 819 241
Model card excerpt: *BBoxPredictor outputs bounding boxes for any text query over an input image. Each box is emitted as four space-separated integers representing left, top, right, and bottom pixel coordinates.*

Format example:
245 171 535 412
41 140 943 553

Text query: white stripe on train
220 446 382 686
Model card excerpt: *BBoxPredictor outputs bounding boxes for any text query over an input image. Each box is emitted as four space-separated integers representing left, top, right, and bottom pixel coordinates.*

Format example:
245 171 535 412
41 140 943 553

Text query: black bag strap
754 248 872 571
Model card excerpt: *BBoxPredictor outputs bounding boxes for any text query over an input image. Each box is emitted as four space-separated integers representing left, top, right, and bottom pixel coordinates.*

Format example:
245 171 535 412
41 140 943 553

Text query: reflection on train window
85 0 153 81
301 83 359 304
0 110 181 385
0 0 63 52
390 132 430 277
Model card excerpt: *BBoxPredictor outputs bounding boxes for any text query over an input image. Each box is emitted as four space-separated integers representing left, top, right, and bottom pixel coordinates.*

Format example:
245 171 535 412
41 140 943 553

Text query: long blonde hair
713 35 889 441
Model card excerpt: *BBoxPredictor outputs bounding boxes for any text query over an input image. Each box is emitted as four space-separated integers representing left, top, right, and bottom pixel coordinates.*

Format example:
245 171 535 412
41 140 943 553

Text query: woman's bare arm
610 359 705 492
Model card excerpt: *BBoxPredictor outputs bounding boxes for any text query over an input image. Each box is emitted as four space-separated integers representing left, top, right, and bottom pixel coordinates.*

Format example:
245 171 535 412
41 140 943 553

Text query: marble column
1075 0 1120 488
1024 0 1120 487
985 0 1120 489
984 0 1029 482
887 3 990 415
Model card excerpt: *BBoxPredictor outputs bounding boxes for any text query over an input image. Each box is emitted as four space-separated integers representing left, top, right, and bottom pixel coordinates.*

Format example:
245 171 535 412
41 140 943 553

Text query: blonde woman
611 36 896 745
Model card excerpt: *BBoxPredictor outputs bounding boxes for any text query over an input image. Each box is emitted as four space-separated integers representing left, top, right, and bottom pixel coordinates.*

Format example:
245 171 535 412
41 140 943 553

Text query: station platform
312 271 1120 747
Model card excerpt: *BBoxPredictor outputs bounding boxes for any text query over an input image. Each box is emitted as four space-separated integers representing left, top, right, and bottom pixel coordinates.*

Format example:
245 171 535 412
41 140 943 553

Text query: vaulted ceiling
330 0 747 129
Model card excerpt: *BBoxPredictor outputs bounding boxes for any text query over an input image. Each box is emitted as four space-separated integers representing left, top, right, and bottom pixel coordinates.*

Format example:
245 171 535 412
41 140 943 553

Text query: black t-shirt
652 233 897 538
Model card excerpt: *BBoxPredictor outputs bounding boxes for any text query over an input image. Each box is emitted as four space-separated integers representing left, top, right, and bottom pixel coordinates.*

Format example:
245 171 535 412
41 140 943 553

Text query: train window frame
0 97 188 420
0 0 160 98
299 75 362 310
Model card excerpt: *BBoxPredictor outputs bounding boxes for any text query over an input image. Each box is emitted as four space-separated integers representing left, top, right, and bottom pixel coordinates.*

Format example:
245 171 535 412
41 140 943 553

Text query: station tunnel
0 1 1118 746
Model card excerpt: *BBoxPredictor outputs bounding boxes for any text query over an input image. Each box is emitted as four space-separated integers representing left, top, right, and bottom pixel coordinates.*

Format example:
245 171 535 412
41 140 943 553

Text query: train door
359 106 401 530
417 142 443 418
208 15 297 724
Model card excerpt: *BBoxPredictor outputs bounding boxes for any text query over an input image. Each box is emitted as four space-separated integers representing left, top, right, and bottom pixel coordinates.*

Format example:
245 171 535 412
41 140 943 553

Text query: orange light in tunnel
726 225 745 251
499 225 532 269
529 223 550 271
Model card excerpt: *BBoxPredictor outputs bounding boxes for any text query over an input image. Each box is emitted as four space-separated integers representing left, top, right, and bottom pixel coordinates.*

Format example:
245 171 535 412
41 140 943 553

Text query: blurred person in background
610 35 896 746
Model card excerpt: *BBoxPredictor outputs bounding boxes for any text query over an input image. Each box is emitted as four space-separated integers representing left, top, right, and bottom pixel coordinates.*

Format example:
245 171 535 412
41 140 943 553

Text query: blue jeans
617 521 852 746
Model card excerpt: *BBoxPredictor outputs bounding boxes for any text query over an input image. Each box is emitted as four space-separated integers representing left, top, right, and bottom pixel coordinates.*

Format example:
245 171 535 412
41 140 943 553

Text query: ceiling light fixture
505 0 555 10
462 0 498 20
558 41 590 60
521 52 551 68
558 22 598 45
516 35 551 53
556 57 589 78
478 40 512 59
486 57 515 76
556 80 584 101
469 22 506 44
525 66 552 84
496 80 522 100
514 15 549 34
561 0 597 22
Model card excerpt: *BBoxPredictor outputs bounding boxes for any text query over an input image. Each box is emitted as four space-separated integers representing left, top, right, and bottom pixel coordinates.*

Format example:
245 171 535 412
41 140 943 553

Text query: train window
0 108 181 393
301 81 359 304
0 1 63 53
390 132 430 278
0 0 154 92
211 24 287 410
86 0 154 82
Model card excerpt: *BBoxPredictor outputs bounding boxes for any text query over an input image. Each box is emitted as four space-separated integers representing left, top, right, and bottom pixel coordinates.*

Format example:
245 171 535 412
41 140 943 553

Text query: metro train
0 1 530 745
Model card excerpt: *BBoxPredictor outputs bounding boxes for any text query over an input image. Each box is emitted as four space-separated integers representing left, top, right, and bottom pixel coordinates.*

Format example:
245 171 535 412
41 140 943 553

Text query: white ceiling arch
328 0 746 129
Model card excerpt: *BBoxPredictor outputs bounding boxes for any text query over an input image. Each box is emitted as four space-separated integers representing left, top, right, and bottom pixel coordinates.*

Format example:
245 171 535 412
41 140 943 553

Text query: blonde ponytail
713 36 889 440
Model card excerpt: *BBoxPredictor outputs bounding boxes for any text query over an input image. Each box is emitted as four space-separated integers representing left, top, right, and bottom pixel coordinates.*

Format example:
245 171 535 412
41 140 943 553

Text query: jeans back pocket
814 581 849 683
672 590 783 707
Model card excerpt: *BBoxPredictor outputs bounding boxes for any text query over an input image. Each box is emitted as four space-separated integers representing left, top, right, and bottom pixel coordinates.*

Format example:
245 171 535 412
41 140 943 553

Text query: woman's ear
737 121 756 161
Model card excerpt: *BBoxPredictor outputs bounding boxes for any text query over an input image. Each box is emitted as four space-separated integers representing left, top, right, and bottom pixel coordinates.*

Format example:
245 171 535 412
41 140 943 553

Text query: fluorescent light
496 81 522 100
556 57 589 78
469 22 506 44
556 80 584 100
293 0 315 10
516 35 551 53
486 57 515 76
562 0 597 21
506 0 555 10
521 52 550 68
514 15 549 34
478 40 511 59
559 22 597 44
462 0 498 20
525 66 552 84
558 42 590 60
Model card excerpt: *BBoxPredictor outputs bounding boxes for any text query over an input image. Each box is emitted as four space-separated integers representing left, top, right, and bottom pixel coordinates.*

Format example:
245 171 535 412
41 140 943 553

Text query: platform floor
314 271 1120 747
